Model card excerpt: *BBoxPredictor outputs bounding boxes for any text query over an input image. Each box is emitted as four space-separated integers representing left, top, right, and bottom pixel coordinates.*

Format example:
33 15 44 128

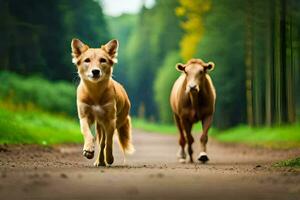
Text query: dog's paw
106 156 114 165
83 150 94 159
94 160 106 167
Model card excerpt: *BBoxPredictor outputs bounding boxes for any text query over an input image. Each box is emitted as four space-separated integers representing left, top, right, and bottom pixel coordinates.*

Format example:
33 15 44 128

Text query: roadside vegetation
0 71 77 116
0 102 81 145
274 157 300 168
211 125 300 149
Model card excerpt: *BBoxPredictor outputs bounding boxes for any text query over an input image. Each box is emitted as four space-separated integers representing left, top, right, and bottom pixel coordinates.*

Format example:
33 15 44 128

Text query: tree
124 0 183 119
245 0 298 126
176 0 211 61
0 0 110 81
154 51 181 123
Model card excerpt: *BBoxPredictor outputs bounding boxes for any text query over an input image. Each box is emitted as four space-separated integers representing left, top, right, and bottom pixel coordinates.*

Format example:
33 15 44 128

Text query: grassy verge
0 102 82 145
211 125 300 149
131 118 203 134
274 157 300 168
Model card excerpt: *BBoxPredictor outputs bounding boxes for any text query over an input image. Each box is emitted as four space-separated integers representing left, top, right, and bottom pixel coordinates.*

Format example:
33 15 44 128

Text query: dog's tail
117 116 135 155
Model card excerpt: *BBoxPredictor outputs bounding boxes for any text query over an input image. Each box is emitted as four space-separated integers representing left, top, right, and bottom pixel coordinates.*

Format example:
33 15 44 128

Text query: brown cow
170 58 216 163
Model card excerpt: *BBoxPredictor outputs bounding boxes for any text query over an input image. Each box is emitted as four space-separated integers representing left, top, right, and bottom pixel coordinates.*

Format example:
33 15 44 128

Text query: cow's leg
94 122 106 167
80 117 95 159
174 114 186 163
198 115 213 163
182 119 194 163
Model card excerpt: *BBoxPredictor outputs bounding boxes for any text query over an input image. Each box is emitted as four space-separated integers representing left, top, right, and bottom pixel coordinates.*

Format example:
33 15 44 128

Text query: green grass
1 99 299 150
274 157 300 168
211 125 300 149
132 117 202 134
0 103 82 145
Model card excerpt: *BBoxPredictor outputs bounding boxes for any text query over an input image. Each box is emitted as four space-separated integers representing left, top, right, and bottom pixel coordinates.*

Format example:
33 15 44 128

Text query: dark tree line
245 0 300 126
0 0 110 81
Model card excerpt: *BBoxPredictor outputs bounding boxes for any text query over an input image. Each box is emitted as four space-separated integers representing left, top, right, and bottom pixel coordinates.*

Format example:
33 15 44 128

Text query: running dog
71 38 134 166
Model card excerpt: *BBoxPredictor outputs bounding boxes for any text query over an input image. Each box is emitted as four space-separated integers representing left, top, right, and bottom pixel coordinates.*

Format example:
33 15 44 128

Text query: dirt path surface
0 130 300 200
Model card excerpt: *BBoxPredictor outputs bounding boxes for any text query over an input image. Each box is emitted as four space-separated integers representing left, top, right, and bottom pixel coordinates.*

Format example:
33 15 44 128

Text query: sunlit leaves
176 0 211 61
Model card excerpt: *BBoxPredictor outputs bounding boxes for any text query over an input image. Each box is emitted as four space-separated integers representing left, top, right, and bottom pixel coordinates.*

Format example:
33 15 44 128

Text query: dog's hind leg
94 122 106 167
104 121 116 165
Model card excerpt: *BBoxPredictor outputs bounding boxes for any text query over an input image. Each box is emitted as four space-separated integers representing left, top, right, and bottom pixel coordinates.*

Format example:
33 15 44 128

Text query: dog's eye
100 58 107 63
84 58 90 63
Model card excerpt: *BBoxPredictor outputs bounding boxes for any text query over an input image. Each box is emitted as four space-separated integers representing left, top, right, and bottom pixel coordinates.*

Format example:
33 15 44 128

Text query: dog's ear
102 39 119 63
71 38 89 64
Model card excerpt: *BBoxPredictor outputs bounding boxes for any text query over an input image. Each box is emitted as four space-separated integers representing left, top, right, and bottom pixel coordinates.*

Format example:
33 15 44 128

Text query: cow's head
176 58 215 93
71 38 118 83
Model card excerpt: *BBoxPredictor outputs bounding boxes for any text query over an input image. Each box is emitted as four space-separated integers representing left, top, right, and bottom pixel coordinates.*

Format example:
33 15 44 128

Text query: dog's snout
92 69 100 77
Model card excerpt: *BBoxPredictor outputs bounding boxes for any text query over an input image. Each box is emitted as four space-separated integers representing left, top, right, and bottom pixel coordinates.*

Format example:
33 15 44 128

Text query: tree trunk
265 0 275 126
274 0 283 124
245 0 254 126
285 0 296 123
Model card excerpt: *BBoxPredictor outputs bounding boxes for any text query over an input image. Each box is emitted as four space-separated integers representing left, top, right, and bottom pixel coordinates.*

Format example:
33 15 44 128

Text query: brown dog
71 38 134 166
170 58 216 163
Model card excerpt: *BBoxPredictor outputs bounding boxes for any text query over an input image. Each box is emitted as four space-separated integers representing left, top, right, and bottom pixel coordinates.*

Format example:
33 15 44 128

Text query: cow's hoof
177 148 186 159
188 157 194 163
83 150 94 159
178 158 186 163
198 152 209 163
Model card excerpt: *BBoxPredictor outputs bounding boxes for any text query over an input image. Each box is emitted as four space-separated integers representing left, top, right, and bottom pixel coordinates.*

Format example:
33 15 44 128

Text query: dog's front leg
104 120 116 165
80 117 95 159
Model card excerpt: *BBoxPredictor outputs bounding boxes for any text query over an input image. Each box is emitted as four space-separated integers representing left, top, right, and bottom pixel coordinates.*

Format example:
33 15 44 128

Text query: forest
0 0 299 130
1 1 300 198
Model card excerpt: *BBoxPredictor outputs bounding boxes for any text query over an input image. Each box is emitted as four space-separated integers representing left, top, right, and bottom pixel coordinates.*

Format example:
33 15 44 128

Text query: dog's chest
78 101 115 120
91 105 105 117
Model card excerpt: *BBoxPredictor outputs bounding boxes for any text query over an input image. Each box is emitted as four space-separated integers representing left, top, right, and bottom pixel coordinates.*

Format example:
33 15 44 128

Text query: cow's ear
71 38 89 64
176 63 186 72
102 39 119 63
205 62 215 71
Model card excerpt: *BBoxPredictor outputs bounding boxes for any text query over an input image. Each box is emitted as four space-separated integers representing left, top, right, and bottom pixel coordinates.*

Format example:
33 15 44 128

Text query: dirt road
0 130 300 200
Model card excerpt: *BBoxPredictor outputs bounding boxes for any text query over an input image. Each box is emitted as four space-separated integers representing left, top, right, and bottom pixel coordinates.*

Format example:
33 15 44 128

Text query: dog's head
71 39 118 83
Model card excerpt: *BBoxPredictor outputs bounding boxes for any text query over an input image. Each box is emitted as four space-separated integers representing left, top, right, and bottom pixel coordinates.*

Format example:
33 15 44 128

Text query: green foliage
274 157 300 168
154 51 181 123
0 0 110 81
176 0 211 61
0 103 81 145
121 0 183 119
211 124 300 149
0 71 76 116
195 0 246 128
106 14 138 87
